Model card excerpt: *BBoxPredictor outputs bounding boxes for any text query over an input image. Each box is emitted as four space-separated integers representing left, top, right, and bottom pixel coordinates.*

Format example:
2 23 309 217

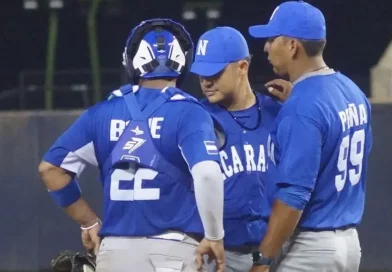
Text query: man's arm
258 196 303 259
191 160 224 240
177 104 224 240
258 115 323 260
38 109 100 228
38 162 99 227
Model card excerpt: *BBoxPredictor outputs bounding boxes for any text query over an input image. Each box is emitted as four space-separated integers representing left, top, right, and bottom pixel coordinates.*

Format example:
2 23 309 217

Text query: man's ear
238 59 250 76
288 38 301 59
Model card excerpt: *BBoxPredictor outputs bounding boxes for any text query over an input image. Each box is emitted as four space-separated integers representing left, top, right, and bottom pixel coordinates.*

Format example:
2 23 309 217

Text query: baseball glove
51 250 96 272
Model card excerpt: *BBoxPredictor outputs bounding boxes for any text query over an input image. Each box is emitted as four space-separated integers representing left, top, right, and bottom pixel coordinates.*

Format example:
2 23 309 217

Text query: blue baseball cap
190 27 250 77
249 1 326 40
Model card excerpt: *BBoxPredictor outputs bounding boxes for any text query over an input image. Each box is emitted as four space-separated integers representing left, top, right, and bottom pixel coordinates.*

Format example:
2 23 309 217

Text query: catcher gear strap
51 251 96 272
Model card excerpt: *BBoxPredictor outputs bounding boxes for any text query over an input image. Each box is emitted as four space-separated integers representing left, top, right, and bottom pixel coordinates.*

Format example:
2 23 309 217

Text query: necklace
293 66 332 85
220 92 262 131
313 66 329 72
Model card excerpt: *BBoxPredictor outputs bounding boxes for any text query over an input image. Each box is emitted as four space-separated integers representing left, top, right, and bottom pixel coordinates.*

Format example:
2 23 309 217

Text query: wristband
48 178 81 208
81 219 102 230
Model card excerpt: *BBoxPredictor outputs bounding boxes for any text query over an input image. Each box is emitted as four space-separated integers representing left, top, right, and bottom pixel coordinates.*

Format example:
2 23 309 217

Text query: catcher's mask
122 18 194 86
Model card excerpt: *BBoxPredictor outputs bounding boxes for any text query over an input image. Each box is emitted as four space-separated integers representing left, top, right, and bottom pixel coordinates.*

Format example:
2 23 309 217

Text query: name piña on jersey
267 102 369 193
220 144 266 179
338 103 368 132
335 103 368 192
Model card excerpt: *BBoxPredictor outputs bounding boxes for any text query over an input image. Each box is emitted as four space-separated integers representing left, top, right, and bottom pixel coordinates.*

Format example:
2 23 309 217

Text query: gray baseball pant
96 232 206 272
270 228 361 272
207 247 255 272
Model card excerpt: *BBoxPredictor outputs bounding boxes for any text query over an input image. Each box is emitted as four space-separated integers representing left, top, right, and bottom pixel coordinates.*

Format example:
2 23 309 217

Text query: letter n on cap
196 40 209 56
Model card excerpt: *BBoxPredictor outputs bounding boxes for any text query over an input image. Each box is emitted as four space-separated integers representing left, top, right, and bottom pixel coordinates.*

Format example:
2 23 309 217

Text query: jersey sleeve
42 109 98 176
177 104 220 169
275 114 323 190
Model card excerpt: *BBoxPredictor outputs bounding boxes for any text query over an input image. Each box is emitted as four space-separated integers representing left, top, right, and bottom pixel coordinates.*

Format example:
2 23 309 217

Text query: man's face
264 36 292 77
198 62 242 104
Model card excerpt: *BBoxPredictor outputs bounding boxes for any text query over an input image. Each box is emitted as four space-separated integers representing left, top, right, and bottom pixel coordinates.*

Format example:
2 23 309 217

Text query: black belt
187 233 203 242
225 245 257 254
298 224 356 232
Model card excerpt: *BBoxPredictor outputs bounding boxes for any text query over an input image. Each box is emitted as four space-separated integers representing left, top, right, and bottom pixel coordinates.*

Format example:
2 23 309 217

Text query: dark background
0 0 392 271
1 0 392 108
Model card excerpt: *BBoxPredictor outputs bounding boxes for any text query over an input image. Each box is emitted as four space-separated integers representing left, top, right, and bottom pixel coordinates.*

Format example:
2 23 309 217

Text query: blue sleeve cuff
276 184 311 211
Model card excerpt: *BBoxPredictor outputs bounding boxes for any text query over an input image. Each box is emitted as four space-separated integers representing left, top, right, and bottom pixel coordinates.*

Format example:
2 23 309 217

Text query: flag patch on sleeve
204 141 219 155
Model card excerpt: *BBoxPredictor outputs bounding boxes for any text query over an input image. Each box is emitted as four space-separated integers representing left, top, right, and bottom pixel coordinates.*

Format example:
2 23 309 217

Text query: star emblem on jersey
131 126 144 135
123 137 146 154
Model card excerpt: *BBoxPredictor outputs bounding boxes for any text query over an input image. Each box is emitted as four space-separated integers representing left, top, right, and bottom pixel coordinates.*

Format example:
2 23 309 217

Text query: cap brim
249 25 279 38
190 62 229 77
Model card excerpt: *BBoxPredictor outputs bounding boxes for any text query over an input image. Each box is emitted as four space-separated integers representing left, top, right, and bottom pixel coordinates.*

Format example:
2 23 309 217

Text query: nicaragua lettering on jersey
267 71 372 230
201 93 281 247
219 138 266 179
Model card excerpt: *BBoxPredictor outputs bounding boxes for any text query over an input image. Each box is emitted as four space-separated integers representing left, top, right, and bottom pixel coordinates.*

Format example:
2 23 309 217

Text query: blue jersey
268 71 372 229
43 85 220 237
201 93 281 247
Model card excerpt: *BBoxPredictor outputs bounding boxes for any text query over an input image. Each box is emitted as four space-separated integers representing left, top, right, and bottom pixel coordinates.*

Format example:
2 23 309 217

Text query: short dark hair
298 39 326 57
244 55 253 64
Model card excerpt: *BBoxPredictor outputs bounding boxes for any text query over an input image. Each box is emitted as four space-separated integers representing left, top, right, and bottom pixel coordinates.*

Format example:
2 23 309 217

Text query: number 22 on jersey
335 129 365 192
110 167 160 201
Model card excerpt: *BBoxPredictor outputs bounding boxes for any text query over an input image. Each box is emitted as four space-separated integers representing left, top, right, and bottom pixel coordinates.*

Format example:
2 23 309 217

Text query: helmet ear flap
166 38 186 74
131 40 160 77
122 18 194 86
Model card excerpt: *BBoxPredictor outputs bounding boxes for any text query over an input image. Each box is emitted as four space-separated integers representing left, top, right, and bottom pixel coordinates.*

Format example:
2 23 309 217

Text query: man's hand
81 222 101 255
265 79 293 102
250 265 270 272
196 238 225 272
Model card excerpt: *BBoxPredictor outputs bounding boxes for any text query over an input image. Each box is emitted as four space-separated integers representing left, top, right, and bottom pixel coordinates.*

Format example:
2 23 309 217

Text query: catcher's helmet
122 18 194 86
51 251 96 272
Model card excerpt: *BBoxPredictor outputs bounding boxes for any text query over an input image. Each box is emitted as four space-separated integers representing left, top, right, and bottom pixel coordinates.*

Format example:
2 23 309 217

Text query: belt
149 231 203 242
297 224 356 232
225 245 257 255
